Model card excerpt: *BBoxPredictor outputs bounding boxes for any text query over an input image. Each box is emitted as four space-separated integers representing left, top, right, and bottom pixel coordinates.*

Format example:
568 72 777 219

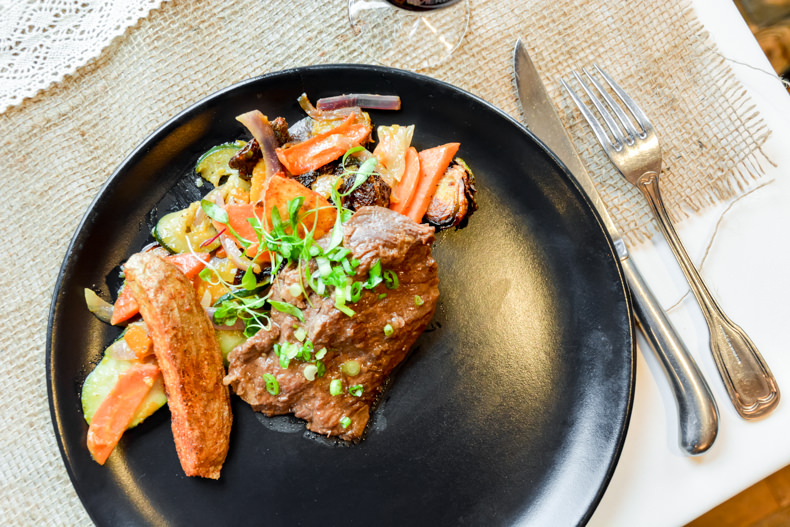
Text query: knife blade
513 38 718 455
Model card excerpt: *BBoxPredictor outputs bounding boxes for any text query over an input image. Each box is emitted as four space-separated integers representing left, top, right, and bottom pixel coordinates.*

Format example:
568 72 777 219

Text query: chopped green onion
340 360 361 377
330 379 343 396
316 256 333 277
303 364 318 381
383 269 399 289
328 247 350 262
263 373 279 395
334 288 356 317
340 416 351 429
274 341 300 369
414 295 424 306
383 323 394 337
348 384 363 397
300 340 314 361
366 260 383 289
294 327 307 342
349 281 363 302
315 360 326 378
341 257 355 275
378 293 387 300
288 283 302 298
315 347 327 360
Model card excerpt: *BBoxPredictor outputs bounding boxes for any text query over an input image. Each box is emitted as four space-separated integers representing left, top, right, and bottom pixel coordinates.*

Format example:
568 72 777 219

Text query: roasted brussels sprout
424 158 477 230
339 172 392 211
228 139 261 177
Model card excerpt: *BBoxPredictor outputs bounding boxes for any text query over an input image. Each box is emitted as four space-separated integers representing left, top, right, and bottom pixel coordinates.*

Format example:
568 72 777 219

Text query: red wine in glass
385 0 464 11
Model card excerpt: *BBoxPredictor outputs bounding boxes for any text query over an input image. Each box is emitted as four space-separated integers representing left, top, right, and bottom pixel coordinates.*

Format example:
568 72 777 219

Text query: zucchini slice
81 354 167 428
196 141 245 187
152 203 221 254
216 330 247 365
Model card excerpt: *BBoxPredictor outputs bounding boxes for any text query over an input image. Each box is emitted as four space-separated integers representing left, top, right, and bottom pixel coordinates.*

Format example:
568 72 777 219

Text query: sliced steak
224 206 438 440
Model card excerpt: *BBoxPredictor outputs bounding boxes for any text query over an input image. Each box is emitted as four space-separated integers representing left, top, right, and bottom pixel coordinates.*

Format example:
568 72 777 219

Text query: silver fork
562 65 780 419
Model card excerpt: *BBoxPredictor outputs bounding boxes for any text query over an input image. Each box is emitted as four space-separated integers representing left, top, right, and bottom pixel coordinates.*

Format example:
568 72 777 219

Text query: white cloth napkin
0 0 167 112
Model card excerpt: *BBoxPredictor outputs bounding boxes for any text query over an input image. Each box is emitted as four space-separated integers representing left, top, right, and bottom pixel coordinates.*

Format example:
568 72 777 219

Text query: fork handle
638 172 780 419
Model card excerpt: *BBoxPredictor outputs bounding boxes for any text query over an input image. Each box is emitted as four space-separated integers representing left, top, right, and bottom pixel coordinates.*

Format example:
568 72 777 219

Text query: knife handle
620 256 719 455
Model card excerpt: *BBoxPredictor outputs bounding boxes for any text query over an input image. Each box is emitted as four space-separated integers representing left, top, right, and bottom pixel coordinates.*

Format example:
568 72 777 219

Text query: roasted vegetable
153 204 220 254
86 362 163 465
339 172 391 211
403 142 460 223
196 141 245 186
228 139 261 177
424 158 478 230
82 354 167 428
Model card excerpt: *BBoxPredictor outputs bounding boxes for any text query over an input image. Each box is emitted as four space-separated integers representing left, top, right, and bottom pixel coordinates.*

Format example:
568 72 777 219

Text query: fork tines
561 65 653 153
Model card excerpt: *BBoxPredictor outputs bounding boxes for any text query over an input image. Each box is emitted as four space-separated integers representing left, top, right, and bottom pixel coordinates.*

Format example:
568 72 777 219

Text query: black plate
47 65 634 526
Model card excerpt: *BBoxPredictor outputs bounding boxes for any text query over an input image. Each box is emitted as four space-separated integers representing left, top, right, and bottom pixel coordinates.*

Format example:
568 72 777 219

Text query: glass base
348 0 470 70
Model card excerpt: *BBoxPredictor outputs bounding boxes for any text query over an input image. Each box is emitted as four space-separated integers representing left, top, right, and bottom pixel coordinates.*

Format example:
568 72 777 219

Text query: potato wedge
124 252 232 479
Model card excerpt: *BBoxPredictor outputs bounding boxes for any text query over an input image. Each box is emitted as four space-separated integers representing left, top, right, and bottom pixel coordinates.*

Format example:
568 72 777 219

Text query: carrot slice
111 285 138 325
403 143 460 223
224 203 271 262
225 203 259 242
262 175 337 238
389 146 421 214
111 253 209 325
167 253 209 282
225 176 336 259
275 114 371 175
86 363 161 465
124 325 153 359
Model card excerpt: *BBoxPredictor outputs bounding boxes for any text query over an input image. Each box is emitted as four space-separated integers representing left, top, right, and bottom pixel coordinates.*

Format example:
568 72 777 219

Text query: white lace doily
0 0 166 113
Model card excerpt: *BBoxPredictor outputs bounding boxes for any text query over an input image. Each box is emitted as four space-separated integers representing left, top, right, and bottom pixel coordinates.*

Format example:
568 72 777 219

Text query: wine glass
348 0 471 70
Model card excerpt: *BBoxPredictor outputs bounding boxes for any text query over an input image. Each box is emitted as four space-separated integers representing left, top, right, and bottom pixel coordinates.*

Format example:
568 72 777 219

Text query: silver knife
513 38 718 455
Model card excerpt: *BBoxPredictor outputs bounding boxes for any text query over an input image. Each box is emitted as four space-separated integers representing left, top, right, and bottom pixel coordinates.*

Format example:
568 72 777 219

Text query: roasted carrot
110 285 138 325
167 253 210 282
262 175 337 238
389 146 421 214
275 114 371 175
225 176 337 258
111 253 209 325
224 202 271 261
403 143 460 223
86 362 161 465
123 324 153 359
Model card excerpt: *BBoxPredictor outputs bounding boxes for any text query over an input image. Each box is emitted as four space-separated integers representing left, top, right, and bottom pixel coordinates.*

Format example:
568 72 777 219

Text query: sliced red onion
220 233 252 272
317 94 401 111
209 193 258 273
204 307 245 331
105 338 137 360
297 93 362 121
84 288 114 324
235 110 283 182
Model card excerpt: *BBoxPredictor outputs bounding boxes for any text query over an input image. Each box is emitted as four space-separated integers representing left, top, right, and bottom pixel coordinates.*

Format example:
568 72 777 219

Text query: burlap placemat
0 0 771 524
